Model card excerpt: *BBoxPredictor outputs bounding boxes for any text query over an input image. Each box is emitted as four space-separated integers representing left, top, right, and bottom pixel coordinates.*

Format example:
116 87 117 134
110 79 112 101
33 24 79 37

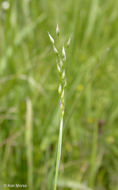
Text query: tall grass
48 25 69 190
0 0 118 190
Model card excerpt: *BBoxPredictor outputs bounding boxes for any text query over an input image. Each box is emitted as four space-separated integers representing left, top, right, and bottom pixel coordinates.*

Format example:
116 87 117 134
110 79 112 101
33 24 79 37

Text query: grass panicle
48 25 70 190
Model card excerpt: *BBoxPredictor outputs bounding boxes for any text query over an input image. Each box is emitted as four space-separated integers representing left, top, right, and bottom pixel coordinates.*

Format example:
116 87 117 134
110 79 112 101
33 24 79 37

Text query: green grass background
0 0 118 189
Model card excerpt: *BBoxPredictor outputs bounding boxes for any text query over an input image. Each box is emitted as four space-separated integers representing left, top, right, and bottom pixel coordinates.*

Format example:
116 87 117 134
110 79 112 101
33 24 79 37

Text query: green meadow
0 0 118 189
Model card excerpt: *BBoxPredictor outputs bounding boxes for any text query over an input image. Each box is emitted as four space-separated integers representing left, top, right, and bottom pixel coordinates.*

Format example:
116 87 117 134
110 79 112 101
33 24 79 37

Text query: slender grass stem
54 116 63 190
25 98 33 190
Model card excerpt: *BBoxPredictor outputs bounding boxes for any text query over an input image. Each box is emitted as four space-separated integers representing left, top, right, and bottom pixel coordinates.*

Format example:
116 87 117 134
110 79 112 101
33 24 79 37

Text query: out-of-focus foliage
0 0 118 189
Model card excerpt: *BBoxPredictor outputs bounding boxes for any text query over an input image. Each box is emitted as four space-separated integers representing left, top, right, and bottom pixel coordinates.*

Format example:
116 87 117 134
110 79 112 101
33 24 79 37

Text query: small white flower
62 46 66 61
48 32 54 44
56 24 60 35
57 64 61 72
2 1 10 10
58 84 61 94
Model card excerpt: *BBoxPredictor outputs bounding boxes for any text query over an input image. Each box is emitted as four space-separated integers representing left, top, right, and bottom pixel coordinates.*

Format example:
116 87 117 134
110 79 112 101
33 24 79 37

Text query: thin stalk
48 25 69 190
89 122 98 188
25 98 33 190
54 116 63 190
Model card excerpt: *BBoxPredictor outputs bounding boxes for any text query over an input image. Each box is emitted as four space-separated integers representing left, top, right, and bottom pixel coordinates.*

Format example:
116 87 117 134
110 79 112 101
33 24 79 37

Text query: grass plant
48 25 70 190
0 0 118 190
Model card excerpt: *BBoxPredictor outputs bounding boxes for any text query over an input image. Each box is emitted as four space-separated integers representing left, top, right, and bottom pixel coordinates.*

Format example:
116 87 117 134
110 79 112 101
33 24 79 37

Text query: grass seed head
58 84 61 95
56 24 60 36
60 59 63 67
67 37 71 48
53 45 58 55
48 32 54 44
62 46 66 61
57 64 61 73
62 70 65 79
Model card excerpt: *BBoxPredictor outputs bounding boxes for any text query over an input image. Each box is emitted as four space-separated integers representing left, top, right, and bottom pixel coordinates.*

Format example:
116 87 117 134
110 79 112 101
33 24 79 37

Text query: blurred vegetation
0 0 118 189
